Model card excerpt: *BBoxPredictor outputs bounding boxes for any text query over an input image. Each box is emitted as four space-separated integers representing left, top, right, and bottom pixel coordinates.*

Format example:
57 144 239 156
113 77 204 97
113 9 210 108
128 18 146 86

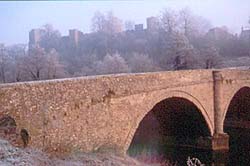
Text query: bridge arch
0 115 17 131
125 90 213 154
0 115 18 145
0 113 22 133
0 114 31 148
223 86 250 165
222 86 250 125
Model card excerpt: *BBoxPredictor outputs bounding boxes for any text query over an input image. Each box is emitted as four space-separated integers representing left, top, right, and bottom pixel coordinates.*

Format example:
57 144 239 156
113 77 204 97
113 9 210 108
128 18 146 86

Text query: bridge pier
170 135 229 151
210 133 229 151
212 71 229 151
159 136 229 151
213 71 224 134
154 135 229 151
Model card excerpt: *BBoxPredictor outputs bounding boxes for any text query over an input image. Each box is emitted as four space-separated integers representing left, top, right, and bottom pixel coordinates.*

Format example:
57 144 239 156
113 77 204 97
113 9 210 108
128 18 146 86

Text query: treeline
1 8 250 83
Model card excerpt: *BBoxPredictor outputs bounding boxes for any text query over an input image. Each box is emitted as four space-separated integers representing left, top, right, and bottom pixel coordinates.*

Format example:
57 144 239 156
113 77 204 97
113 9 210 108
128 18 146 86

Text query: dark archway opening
128 97 211 165
20 128 30 148
224 87 250 165
0 116 30 148
0 116 18 145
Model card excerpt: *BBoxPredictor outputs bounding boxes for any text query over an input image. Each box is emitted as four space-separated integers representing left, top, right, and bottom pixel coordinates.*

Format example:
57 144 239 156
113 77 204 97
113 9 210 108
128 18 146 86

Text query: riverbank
0 139 175 166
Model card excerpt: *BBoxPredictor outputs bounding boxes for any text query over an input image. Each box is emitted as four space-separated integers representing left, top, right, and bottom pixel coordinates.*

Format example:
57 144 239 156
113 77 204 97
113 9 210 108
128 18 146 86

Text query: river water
130 127 250 166
159 127 250 166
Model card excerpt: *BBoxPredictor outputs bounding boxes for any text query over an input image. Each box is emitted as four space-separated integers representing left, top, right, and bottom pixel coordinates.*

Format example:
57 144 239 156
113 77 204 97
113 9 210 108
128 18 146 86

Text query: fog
0 0 250 83
0 0 250 45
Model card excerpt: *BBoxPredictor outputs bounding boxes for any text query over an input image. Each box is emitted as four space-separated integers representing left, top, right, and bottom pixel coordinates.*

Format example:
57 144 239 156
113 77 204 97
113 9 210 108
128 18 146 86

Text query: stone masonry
0 69 250 155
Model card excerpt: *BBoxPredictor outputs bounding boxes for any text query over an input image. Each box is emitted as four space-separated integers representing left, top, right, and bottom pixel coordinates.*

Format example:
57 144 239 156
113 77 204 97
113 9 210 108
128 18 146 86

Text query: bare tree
179 8 196 37
161 8 178 33
173 45 200 70
201 45 222 69
20 47 47 80
0 44 9 83
45 49 66 79
91 11 106 32
7 44 27 82
95 53 130 74
127 53 159 73
179 8 211 38
194 16 212 36
19 47 65 81
39 24 61 52
159 32 193 69
91 11 123 34
105 11 123 34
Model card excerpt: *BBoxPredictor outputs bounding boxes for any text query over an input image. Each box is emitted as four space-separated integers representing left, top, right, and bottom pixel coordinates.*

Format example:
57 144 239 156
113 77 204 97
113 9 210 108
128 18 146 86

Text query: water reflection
130 133 250 166
129 146 229 166
161 148 229 166
226 127 250 166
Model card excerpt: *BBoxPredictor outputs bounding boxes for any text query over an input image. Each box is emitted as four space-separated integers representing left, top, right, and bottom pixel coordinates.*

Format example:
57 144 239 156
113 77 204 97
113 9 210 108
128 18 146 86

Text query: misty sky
0 0 250 45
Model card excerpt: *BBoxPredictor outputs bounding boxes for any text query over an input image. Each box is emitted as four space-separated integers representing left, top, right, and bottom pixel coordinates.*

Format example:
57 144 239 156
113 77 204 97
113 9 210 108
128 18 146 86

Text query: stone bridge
0 69 250 155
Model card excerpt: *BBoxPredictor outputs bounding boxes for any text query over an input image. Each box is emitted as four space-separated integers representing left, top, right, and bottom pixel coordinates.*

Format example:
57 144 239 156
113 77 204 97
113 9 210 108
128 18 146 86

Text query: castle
28 17 160 50
240 27 250 41
29 28 84 50
29 16 250 52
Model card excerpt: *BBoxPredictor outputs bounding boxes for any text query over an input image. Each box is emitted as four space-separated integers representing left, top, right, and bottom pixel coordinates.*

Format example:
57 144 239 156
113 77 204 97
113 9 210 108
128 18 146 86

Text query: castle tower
240 26 250 42
147 17 159 31
134 24 144 31
69 29 83 46
28 29 45 50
